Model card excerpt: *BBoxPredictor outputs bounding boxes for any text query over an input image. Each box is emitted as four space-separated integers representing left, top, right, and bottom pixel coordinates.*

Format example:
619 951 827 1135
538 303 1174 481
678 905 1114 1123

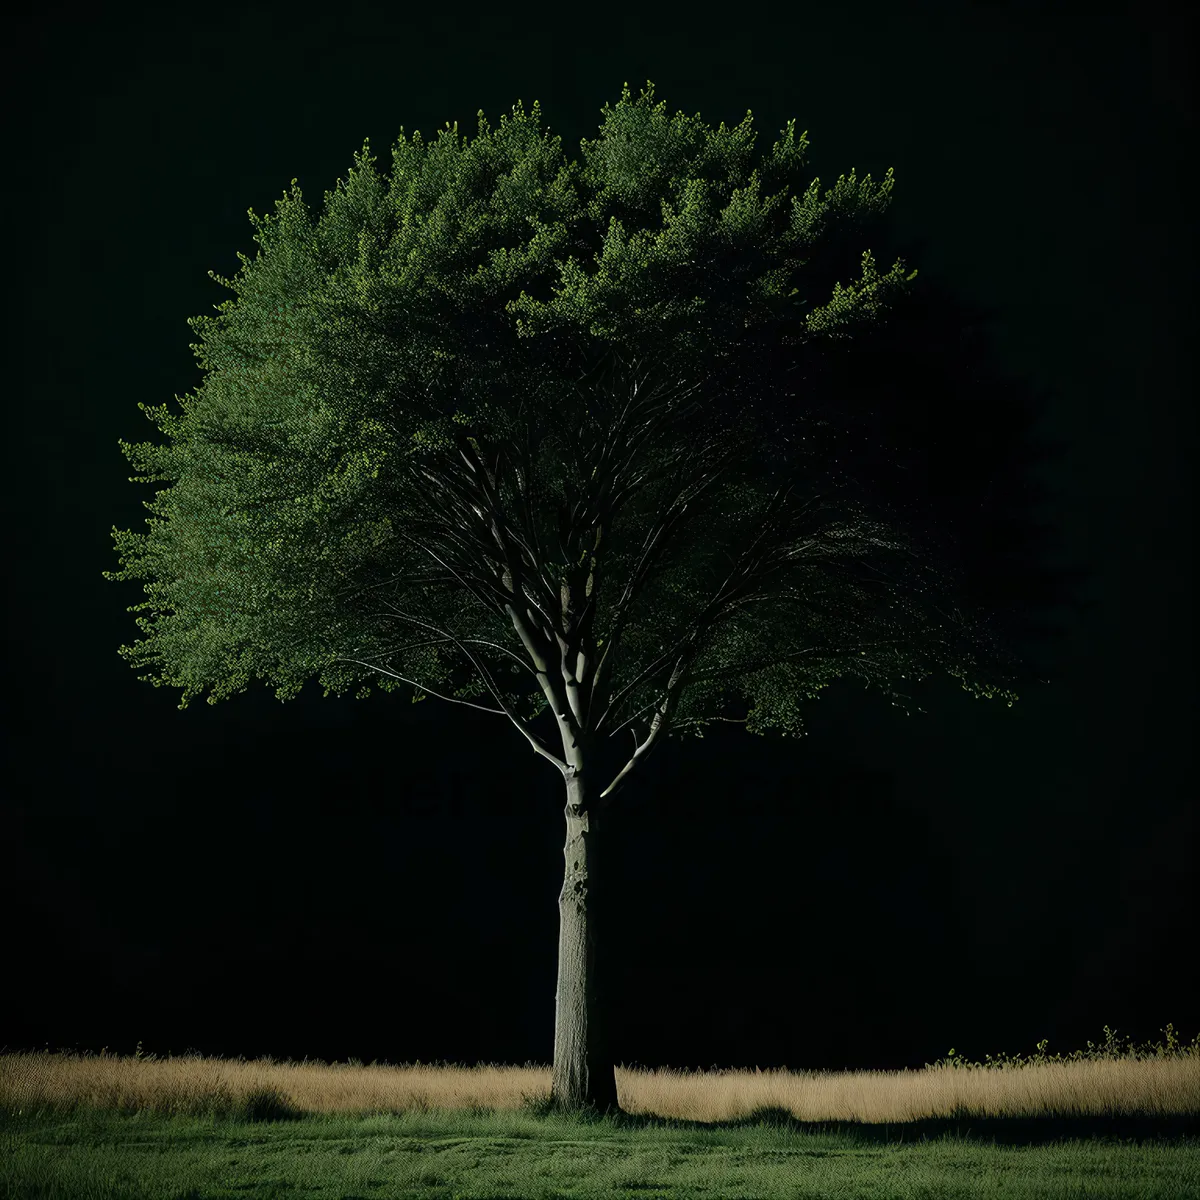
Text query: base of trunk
548 1070 622 1119
550 786 623 1121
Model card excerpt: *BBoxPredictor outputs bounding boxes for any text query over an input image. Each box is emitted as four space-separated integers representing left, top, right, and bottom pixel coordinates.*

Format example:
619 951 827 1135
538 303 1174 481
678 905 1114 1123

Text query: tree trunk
549 770 622 1117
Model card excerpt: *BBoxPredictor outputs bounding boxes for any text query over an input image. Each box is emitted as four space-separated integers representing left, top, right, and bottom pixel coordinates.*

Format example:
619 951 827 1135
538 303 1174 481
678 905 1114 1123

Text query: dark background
3 1 1194 1083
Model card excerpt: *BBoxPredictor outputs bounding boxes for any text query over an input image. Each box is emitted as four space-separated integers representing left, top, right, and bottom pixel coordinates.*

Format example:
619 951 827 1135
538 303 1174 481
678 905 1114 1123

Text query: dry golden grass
2 1037 1197 1126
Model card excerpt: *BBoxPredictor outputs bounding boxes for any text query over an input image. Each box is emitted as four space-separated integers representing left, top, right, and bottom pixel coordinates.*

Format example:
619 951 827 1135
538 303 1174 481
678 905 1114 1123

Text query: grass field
1 1023 1197 1198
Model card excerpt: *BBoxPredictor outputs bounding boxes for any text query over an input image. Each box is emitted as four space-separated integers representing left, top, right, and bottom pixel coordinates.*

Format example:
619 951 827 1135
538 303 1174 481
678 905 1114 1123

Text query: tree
103 81 1038 1118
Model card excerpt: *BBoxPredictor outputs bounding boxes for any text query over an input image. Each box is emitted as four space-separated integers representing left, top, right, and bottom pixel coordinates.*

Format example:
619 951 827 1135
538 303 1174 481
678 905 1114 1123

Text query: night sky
3 2 1194 1082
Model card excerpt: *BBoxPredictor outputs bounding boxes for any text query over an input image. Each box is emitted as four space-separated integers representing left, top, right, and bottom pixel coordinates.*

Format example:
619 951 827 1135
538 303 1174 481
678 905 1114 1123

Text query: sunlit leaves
102 78 1018 760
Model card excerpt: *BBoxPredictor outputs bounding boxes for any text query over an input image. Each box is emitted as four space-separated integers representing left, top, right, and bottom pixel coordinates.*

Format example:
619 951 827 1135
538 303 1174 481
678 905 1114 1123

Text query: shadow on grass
5 1090 1198 1154
516 1095 1200 1150
731 1107 1200 1150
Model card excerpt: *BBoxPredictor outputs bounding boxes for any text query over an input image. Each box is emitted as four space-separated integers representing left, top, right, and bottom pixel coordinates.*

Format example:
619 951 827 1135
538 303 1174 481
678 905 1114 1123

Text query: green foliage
925 1023 1200 1072
103 78 1019 780
506 80 913 359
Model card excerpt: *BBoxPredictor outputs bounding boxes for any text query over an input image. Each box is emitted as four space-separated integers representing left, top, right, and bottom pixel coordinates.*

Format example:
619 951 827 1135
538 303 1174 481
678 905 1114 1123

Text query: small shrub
924 1023 1200 1072
236 1086 305 1123
742 1103 797 1130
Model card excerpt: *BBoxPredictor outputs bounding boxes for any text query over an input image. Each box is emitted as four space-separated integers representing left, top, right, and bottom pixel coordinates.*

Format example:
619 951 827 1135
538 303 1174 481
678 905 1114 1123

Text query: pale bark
549 769 621 1116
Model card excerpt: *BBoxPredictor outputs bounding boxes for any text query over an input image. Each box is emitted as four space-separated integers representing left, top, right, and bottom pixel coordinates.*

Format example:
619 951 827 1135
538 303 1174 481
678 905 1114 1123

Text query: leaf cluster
103 81 1022 791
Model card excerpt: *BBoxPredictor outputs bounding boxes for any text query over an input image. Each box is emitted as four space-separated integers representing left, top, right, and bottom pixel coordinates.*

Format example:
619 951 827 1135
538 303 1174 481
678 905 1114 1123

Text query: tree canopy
104 80 1037 804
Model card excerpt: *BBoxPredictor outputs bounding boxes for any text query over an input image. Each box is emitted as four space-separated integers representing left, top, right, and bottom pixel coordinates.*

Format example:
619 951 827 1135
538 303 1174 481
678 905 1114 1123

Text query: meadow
1 1023 1197 1199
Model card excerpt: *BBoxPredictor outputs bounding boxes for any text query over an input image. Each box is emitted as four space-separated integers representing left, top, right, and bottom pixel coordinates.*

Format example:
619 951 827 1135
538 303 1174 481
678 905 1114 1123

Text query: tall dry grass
1 1024 1196 1127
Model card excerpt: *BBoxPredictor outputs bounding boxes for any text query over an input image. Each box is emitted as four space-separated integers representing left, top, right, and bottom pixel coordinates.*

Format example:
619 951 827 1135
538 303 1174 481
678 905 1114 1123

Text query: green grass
1 1023 1198 1198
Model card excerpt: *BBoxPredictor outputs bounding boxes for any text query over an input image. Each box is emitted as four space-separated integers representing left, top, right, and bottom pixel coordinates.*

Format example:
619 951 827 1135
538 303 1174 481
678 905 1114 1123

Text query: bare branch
389 528 561 635
395 442 563 632
332 658 506 716
595 652 694 810
598 692 674 740
447 431 563 628
593 649 685 738
343 602 568 770
592 488 868 735
685 635 906 689
589 459 747 729
590 538 763 738
355 622 539 677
